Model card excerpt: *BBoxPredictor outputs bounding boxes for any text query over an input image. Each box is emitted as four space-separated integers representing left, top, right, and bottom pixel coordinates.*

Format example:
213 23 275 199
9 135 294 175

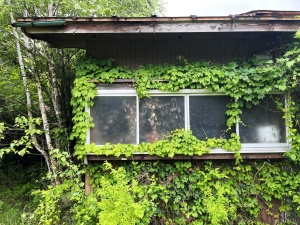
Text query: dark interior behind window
90 96 137 144
189 96 234 140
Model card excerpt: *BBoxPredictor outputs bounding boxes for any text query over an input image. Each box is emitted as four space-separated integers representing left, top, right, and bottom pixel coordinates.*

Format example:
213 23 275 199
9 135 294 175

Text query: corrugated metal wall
87 33 293 68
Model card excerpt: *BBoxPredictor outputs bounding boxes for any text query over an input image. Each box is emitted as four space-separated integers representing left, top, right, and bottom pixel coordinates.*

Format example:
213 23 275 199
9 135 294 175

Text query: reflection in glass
139 96 185 143
90 96 136 144
240 95 286 143
189 96 233 140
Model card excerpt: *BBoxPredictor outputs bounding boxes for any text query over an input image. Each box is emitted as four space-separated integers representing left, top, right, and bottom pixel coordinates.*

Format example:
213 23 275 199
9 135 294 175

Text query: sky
165 0 300 17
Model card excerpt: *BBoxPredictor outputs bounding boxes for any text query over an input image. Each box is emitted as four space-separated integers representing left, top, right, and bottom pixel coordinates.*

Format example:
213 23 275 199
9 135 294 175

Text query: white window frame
86 88 290 154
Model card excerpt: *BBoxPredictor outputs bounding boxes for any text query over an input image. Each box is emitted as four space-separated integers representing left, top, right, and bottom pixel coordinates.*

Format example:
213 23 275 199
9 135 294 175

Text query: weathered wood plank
85 153 286 161
24 21 300 35
17 14 300 23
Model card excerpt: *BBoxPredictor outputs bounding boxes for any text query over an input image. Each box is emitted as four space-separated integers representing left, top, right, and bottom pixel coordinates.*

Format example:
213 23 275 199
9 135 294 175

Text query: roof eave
13 14 300 48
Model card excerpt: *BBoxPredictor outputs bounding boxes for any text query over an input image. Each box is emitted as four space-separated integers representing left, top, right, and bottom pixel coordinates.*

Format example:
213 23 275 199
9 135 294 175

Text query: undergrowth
0 154 46 225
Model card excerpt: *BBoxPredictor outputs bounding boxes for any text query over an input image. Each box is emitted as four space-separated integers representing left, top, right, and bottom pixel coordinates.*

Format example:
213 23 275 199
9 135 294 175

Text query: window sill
84 148 289 163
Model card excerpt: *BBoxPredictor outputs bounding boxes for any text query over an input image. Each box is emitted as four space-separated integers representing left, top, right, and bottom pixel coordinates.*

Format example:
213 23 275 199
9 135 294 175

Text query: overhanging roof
13 10 300 48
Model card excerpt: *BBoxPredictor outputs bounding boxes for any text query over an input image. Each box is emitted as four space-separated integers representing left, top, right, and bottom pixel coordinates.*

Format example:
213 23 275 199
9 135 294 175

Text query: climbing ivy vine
71 50 292 160
64 42 300 224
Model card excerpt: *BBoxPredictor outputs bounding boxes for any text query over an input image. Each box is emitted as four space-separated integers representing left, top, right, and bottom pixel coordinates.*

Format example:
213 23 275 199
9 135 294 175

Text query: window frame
87 88 290 153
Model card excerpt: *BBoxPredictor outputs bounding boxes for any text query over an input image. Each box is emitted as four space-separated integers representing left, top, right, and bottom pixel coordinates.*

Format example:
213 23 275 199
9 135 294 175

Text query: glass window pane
90 96 136 144
189 96 233 140
139 96 185 143
240 95 286 143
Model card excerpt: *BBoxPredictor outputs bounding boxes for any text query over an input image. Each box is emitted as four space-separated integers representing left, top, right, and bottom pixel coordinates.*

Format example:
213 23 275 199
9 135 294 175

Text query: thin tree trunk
29 47 60 185
8 1 60 185
8 3 31 118
46 48 63 127
46 1 63 128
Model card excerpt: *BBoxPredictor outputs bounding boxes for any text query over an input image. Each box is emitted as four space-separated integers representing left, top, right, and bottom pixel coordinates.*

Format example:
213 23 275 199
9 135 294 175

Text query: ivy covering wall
35 42 300 224
71 48 297 161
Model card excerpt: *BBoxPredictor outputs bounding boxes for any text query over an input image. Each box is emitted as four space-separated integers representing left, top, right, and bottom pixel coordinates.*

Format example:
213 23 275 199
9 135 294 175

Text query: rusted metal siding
87 33 293 68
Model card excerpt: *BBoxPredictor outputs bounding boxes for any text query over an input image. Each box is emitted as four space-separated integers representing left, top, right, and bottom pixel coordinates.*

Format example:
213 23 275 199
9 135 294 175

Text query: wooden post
84 156 93 193
85 168 93 193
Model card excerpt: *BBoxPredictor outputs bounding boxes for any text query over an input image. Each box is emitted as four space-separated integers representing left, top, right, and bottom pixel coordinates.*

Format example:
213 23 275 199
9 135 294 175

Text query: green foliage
0 122 5 141
71 55 290 161
70 77 97 154
82 160 300 224
28 158 85 225
78 129 241 160
31 180 82 225
1 0 167 224
2 1 300 220
7 0 165 17
96 162 154 225
9 40 300 224
67 42 300 224
0 117 42 158
0 154 45 225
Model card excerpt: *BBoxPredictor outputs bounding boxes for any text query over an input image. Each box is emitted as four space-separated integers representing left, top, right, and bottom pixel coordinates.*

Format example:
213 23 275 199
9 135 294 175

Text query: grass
0 154 46 225
0 201 23 225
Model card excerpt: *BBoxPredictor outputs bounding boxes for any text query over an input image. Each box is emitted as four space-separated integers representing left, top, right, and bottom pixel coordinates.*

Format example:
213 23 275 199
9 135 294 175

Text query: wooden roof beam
21 21 300 35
